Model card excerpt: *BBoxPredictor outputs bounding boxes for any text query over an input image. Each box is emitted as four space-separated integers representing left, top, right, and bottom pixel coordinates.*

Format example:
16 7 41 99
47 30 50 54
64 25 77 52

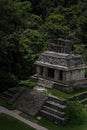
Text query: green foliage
0 71 18 91
43 14 70 39
0 0 23 35
27 14 43 29
15 1 32 16
66 101 86 124
74 44 85 55
46 14 64 23
74 43 87 68
20 29 46 75
21 29 45 54
0 0 46 88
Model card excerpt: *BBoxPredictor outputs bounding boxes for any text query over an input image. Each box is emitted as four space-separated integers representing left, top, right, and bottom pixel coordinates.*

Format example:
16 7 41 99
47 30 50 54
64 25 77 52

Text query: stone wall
40 94 67 125
65 69 85 81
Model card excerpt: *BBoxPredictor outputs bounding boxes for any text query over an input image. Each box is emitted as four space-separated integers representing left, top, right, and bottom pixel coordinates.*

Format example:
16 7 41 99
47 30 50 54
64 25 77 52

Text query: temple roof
48 38 73 53
35 51 86 70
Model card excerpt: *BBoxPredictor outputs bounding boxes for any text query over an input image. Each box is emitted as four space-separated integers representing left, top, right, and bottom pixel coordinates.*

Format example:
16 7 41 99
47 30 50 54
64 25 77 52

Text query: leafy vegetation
0 114 35 130
66 101 86 124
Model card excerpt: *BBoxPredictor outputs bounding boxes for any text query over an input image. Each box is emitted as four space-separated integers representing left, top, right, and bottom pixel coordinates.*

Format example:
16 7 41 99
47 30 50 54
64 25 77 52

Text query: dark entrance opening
59 70 63 80
48 68 54 79
40 66 43 76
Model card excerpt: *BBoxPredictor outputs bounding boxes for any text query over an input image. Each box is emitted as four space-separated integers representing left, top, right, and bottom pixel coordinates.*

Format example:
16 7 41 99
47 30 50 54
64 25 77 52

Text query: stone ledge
40 110 67 125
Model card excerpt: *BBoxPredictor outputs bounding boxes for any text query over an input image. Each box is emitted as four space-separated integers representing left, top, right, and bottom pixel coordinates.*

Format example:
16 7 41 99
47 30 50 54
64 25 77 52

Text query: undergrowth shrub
66 101 86 125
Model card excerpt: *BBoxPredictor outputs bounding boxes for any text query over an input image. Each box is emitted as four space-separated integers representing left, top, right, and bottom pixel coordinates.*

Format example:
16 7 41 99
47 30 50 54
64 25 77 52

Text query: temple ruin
34 38 87 92
7 38 87 125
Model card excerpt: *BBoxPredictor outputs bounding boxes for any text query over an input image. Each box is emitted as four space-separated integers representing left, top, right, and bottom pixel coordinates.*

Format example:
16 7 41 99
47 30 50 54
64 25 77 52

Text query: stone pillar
65 71 71 81
43 67 48 78
63 71 66 81
36 66 40 76
55 70 59 81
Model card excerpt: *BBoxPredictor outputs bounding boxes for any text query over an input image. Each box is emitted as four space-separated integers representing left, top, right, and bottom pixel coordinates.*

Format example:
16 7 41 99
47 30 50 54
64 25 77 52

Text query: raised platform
32 75 87 93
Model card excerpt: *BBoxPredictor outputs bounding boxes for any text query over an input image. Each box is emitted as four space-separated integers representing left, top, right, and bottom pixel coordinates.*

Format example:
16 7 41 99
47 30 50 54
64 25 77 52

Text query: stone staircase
81 98 87 105
68 91 87 110
0 90 14 100
0 88 25 105
38 78 54 88
40 95 67 125
69 91 87 102
14 89 48 116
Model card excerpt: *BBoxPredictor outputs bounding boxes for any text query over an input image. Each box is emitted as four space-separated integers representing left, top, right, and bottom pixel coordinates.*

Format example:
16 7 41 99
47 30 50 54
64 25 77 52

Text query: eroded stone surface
14 89 48 116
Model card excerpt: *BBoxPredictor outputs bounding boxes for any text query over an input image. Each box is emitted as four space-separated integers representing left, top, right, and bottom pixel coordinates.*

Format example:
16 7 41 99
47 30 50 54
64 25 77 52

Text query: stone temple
34 38 87 93
9 38 87 125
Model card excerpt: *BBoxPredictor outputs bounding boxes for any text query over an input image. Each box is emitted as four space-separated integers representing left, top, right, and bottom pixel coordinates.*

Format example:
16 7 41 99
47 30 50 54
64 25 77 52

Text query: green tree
20 29 46 76
66 101 86 124
43 14 70 39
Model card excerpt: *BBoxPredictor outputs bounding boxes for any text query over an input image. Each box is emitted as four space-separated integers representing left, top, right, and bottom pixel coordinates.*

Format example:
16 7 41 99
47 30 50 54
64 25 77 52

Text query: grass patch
0 98 15 110
0 113 35 130
47 88 69 99
20 112 87 130
19 80 37 89
47 88 87 99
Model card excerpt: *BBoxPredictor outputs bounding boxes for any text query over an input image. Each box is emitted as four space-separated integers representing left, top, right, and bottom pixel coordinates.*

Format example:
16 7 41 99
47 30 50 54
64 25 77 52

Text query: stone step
48 95 66 105
42 106 66 118
38 78 54 88
74 79 87 86
0 95 8 100
2 93 12 98
3 91 13 97
40 110 67 125
8 90 16 94
69 91 87 101
9 89 25 104
80 99 87 105
45 100 66 112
